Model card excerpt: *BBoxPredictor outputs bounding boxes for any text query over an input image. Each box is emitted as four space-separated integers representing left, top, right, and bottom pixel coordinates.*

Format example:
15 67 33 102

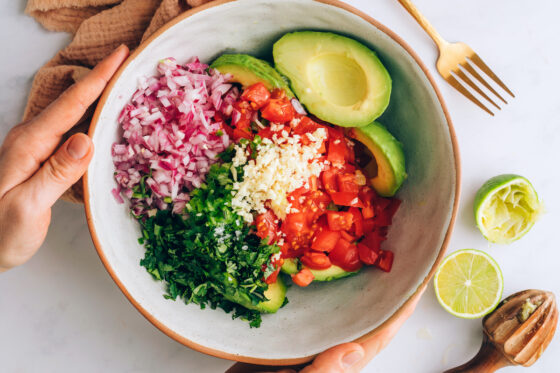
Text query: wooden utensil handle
397 0 448 49
443 336 512 373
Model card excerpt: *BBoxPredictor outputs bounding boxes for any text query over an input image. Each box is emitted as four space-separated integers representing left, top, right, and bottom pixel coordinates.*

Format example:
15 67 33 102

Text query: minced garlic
231 128 327 223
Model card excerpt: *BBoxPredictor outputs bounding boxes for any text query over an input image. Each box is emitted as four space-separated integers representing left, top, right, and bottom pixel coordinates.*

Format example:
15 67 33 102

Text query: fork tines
448 54 514 116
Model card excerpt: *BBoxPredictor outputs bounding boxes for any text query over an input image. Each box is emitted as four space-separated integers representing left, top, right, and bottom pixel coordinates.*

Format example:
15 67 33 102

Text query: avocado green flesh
273 31 392 127
349 122 406 197
211 54 294 97
281 258 358 281
222 276 287 313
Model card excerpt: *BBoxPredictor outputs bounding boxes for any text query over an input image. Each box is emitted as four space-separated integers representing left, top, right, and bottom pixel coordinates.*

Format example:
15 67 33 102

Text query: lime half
474 174 542 244
434 249 503 319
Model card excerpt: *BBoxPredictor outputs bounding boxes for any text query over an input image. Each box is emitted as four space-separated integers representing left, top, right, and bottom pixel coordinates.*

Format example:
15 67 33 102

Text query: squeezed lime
474 174 542 244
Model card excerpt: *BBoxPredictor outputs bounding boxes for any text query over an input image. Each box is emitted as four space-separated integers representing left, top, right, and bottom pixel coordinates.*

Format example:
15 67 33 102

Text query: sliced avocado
273 31 391 127
281 258 299 275
281 258 359 281
211 54 294 97
310 265 359 281
222 276 287 313
348 122 406 197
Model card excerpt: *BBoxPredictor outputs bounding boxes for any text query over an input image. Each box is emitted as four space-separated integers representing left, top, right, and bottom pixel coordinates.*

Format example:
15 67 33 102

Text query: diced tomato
311 228 341 252
292 268 315 287
327 125 345 140
348 207 363 237
326 211 353 231
376 250 394 272
359 186 377 207
373 196 392 215
362 205 375 219
362 218 375 233
292 116 320 134
330 192 363 208
241 82 271 109
257 125 284 140
308 175 318 191
340 230 356 242
255 210 278 244
233 128 253 141
329 239 363 272
271 88 286 100
328 138 347 164
337 173 360 193
321 169 338 193
283 212 310 236
344 139 356 163
261 99 295 123
363 230 385 252
301 251 332 270
357 243 379 265
374 199 401 227
220 123 234 138
300 191 330 224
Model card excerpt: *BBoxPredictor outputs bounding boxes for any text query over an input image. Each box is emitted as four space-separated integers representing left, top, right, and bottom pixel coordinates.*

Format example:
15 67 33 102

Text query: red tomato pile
226 83 401 287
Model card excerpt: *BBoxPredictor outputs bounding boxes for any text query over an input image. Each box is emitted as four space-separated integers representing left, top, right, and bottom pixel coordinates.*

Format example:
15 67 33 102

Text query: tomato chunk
241 82 270 109
348 207 363 237
357 243 379 265
321 169 338 194
261 99 295 123
376 250 394 272
233 128 253 141
326 211 353 231
330 192 363 208
292 268 315 287
329 239 362 272
328 138 347 164
337 173 360 193
255 210 278 244
311 228 341 252
301 251 332 270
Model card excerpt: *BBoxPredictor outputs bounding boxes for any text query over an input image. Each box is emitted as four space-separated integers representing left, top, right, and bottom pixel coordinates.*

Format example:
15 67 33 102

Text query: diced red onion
111 57 238 216
291 98 307 115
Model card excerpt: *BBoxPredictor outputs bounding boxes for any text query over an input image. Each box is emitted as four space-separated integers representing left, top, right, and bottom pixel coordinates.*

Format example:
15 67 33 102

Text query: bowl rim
84 0 461 366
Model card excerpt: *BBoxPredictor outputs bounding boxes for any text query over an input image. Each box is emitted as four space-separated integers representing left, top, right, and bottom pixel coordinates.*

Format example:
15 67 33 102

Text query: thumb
21 133 93 208
301 343 365 373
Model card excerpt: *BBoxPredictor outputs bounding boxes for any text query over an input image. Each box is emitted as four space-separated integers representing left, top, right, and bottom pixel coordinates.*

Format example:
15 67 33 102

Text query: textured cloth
24 0 211 202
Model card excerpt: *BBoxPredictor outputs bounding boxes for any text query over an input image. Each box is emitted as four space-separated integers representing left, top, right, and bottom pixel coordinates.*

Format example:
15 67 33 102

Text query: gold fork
397 0 514 115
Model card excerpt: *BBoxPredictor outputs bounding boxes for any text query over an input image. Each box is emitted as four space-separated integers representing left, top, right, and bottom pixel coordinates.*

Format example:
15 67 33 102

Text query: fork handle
397 0 449 49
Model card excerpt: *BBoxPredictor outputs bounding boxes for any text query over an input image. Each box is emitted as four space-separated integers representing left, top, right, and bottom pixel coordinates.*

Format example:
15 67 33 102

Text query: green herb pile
137 147 280 327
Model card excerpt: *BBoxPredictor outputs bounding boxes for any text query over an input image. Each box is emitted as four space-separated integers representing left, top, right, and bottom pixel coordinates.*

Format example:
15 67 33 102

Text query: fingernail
67 134 90 160
341 350 363 368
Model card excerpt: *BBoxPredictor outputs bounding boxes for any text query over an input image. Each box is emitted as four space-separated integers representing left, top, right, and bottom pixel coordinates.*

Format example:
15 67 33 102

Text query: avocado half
348 122 406 197
211 54 294 97
223 275 287 313
281 258 359 282
273 31 392 127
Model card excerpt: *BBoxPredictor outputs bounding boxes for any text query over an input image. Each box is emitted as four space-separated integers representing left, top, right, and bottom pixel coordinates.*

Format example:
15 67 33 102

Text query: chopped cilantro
138 147 280 327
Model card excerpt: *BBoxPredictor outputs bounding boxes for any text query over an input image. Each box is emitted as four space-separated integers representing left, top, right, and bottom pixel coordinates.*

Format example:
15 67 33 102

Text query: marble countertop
1 0 559 372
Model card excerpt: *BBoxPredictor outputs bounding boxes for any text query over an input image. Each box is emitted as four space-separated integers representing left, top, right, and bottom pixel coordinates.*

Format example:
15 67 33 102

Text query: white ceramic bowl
85 0 460 365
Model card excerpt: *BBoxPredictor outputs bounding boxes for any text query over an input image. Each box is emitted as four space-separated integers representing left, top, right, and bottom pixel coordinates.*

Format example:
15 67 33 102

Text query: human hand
0 45 129 272
226 286 423 373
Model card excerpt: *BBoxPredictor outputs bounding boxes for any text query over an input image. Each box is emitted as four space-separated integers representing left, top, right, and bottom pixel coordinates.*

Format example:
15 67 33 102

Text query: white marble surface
0 0 558 372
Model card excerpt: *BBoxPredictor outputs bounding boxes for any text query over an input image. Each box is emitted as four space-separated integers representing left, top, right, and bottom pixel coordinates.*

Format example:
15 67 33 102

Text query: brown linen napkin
24 0 211 202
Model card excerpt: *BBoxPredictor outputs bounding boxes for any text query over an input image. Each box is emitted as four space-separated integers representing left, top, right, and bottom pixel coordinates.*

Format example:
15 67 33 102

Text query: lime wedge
474 174 542 244
434 249 503 319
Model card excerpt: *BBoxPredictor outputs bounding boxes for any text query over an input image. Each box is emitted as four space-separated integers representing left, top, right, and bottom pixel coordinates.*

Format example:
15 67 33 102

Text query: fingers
225 362 299 373
17 133 93 210
0 44 127 199
32 44 129 140
300 343 365 373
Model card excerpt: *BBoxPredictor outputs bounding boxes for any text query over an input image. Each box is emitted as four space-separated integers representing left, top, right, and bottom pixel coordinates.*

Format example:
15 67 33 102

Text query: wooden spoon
444 289 558 372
